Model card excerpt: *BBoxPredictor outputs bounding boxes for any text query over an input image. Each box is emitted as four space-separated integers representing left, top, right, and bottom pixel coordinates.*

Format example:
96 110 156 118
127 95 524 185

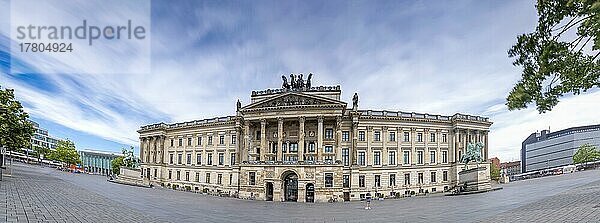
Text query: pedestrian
365 192 372 210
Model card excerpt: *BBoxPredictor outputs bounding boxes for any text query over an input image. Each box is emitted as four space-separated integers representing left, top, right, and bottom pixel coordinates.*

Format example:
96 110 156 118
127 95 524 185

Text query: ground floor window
217 174 222 185
375 175 381 187
206 173 211 184
168 170 172 179
185 171 190 181
343 175 350 188
443 171 448 182
249 172 256 185
325 173 334 187
359 175 366 187
389 174 396 187
418 173 424 184
177 170 181 180
431 172 436 183
404 173 410 185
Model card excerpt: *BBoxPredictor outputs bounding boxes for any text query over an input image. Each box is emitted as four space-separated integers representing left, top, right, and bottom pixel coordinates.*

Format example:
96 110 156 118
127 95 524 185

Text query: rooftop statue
352 92 359 111
281 75 290 90
460 142 484 169
283 73 314 91
306 73 313 88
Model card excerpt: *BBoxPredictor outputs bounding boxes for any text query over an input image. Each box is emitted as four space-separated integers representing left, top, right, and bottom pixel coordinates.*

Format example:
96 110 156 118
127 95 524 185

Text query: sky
1 0 599 162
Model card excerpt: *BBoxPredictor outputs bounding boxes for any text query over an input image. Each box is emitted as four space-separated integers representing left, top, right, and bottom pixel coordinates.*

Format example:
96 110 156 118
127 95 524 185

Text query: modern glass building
521 124 600 173
78 150 123 175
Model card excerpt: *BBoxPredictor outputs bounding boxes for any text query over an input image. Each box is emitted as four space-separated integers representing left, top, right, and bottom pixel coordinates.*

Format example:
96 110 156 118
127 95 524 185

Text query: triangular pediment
242 92 346 111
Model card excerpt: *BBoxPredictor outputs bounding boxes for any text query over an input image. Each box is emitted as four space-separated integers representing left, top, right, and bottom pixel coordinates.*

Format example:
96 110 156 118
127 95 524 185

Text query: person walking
365 192 372 210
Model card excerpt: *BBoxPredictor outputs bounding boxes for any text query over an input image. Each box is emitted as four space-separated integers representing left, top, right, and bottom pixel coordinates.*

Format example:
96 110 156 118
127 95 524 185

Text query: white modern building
521 124 600 173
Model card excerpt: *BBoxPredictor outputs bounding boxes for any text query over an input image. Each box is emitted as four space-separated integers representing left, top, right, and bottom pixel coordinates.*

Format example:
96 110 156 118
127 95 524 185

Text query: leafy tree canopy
573 143 600 164
48 139 81 165
507 0 600 113
0 86 35 151
111 146 137 174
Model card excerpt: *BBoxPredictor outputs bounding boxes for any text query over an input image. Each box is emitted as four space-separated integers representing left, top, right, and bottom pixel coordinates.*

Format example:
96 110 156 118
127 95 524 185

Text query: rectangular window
342 131 350 141
404 132 410 142
169 154 174 164
325 128 334 139
185 171 190 181
324 173 333 187
358 151 366 166
230 174 233 185
343 175 350 188
442 151 448 163
208 136 213 145
196 154 202 165
389 174 396 187
359 175 365 187
207 153 213 165
418 173 424 184
359 131 365 141
188 137 192 146
403 151 410 165
417 133 423 142
374 131 381 141
206 173 211 184
178 138 183 146
154 169 157 178
443 171 448 182
219 135 225 145
217 174 222 185
404 173 410 185
198 136 202 145
170 139 174 147
431 172 437 183
289 143 298 153
389 132 396 142
430 150 436 164
231 153 236 165
196 172 200 182
389 151 396 165
374 151 381 165
186 153 191 165
177 154 182 164
248 172 256 185
324 145 333 153
168 170 172 179
442 134 447 143
176 170 181 180
417 151 424 164
430 133 436 142
342 148 349 166
375 175 381 187
218 153 224 165
231 135 236 145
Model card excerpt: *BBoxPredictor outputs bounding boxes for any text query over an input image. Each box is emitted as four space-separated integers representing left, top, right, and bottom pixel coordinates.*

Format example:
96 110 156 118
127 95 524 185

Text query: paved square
2 163 599 222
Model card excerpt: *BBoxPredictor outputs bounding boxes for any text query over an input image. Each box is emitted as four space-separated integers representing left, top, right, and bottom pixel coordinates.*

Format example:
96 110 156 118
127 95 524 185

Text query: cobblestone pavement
2 163 600 223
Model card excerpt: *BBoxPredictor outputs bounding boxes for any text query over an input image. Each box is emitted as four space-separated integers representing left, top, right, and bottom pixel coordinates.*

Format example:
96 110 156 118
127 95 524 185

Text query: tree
48 140 81 166
31 145 50 161
111 146 137 174
573 144 600 164
0 87 35 152
507 0 600 113
490 164 501 181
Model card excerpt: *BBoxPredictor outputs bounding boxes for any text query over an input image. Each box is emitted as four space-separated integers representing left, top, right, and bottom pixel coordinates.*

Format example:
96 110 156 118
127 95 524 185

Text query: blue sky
1 0 599 161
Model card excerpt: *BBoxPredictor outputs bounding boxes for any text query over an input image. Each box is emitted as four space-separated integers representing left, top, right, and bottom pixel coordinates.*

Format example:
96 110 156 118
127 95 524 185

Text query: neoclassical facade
138 76 492 202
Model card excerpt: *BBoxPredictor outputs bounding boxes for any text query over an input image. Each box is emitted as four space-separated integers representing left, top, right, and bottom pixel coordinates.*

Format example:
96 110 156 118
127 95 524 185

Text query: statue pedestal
458 167 492 192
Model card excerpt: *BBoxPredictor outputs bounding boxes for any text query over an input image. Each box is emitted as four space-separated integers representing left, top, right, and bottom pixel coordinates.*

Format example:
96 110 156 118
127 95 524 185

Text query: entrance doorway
283 171 298 202
266 182 274 201
343 192 350 201
305 183 315 202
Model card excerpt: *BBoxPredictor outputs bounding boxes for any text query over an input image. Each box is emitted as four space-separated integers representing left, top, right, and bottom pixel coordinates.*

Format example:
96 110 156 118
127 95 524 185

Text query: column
298 117 305 162
139 138 145 163
382 126 388 165
335 116 342 162
484 131 489 160
317 116 324 161
277 118 283 162
352 122 358 165
260 119 267 161
411 128 416 165
367 126 372 166
243 121 250 162
424 129 429 165
235 124 242 163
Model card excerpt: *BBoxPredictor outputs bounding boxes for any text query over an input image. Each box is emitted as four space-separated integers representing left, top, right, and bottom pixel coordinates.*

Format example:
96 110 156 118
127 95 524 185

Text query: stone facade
138 78 492 202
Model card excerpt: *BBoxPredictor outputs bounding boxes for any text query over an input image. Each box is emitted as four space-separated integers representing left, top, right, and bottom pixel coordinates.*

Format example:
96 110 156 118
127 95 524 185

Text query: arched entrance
266 182 274 201
282 171 298 202
305 183 315 202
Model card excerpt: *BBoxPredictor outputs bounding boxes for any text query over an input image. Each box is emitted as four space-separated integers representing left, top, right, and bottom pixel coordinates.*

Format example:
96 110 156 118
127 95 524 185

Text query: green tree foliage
48 140 81 166
0 87 35 151
507 0 600 113
573 143 600 164
32 145 50 160
111 146 137 174
490 164 501 181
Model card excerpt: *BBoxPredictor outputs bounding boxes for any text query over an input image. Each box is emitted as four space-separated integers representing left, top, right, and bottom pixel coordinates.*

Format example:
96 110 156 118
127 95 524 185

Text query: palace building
138 75 492 202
